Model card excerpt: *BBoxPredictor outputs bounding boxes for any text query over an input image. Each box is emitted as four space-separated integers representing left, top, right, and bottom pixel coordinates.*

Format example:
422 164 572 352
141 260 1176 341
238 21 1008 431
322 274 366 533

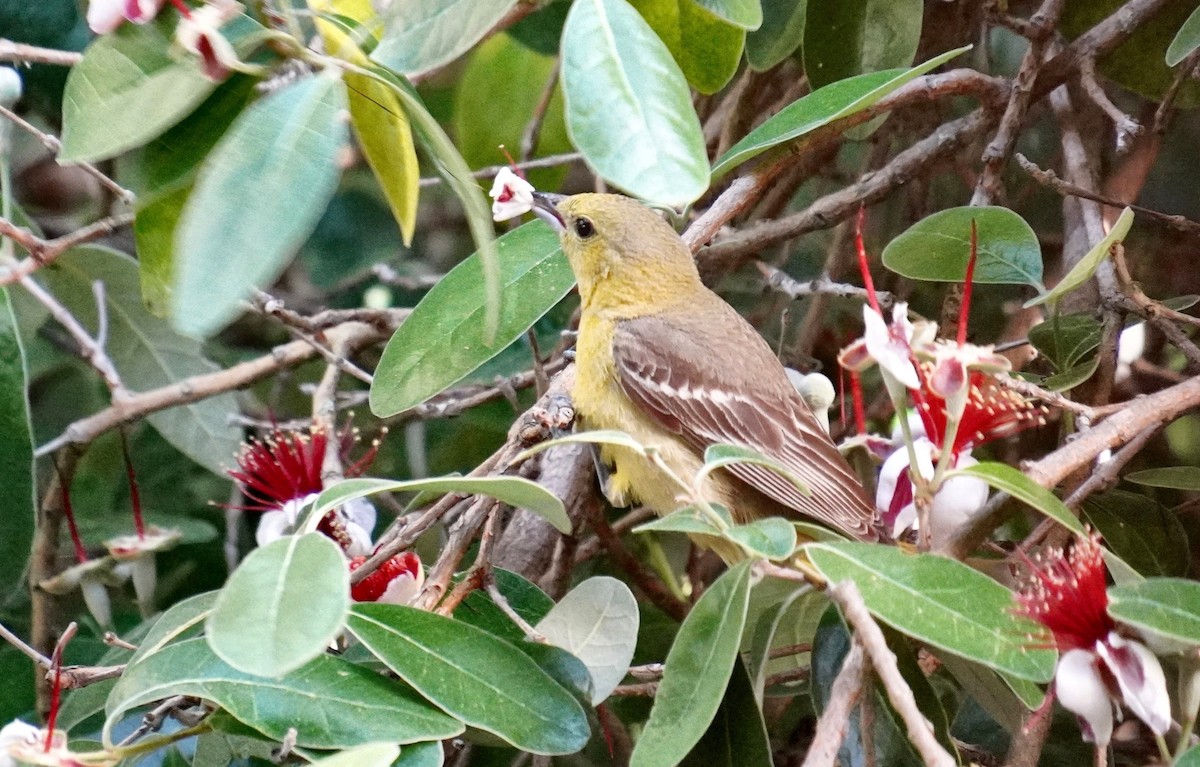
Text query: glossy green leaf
372 0 517 76
939 653 1030 734
56 621 153 731
536 576 640 704
744 581 823 700
1167 4 1200 64
1042 355 1100 392
132 184 190 317
630 0 746 94
1125 466 1200 491
370 221 569 416
60 14 215 162
1027 313 1102 371
803 0 921 89
1083 490 1189 578
725 517 797 560
1179 745 1200 767
691 0 760 29
206 533 350 677
882 206 1043 287
0 288 33 599
807 543 1056 681
1109 578 1200 645
104 638 463 748
679 658 771 767
711 46 968 178
346 604 590 755
309 743 400 767
561 0 709 206
311 475 569 534
630 560 753 767
746 0 806 71
173 72 348 336
39 247 241 474
1026 207 1134 307
951 462 1085 535
458 568 555 643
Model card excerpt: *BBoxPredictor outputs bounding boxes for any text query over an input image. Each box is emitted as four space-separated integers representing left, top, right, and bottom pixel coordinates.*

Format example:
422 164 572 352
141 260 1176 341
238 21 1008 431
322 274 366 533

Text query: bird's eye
573 217 595 239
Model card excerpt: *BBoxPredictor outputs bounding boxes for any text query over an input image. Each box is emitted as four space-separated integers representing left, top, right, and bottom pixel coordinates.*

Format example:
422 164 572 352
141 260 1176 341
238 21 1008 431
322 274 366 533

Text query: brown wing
612 306 878 541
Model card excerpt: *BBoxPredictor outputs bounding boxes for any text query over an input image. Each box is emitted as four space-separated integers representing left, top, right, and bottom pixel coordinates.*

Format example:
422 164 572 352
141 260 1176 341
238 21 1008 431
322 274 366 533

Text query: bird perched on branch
530 192 879 548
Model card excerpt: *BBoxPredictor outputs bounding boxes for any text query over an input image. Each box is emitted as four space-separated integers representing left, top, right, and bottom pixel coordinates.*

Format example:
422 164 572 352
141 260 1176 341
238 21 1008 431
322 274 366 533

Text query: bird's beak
532 192 567 232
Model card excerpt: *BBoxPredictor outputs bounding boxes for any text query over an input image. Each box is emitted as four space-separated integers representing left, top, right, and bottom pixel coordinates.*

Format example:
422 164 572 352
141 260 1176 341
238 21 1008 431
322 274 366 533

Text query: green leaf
1125 466 1200 491
711 46 968 178
0 288 33 599
396 741 444 767
535 576 640 704
60 14 215 162
1083 490 1189 578
950 462 1085 535
369 221 570 415
206 533 350 677
39 247 242 474
1025 207 1134 307
743 581 824 700
679 658 771 767
882 206 1043 287
806 543 1057 681
311 744 401 767
939 653 1031 734
311 475 570 534
725 517 797 560
630 560 753 767
173 72 348 336
691 0 760 29
132 184 190 317
635 505 727 536
746 0 806 71
1167 4 1200 65
372 0 518 76
347 604 589 754
630 0 747 94
514 429 648 462
458 568 555 643
1109 578 1200 646
1042 355 1100 392
130 590 219 666
803 0 921 89
1027 313 1102 371
561 0 709 206
104 637 463 748
1179 745 1200 767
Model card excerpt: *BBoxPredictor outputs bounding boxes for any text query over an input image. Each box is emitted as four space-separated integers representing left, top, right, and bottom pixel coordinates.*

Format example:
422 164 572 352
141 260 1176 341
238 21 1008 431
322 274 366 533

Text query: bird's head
532 192 701 311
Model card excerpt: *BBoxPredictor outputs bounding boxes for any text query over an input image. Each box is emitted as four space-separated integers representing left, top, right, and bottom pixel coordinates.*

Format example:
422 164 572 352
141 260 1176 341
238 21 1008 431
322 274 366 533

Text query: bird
530 191 880 550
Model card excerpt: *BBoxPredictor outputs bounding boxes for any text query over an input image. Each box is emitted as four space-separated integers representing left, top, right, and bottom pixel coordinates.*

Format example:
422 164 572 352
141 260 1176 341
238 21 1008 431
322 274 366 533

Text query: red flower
913 365 1046 461
350 552 423 605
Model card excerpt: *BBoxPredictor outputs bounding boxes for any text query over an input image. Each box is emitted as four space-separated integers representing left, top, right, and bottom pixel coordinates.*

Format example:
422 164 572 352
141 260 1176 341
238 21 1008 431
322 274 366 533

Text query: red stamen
168 0 191 18
43 623 76 751
52 457 88 565
1014 533 1114 652
849 371 867 436
855 206 881 315
119 430 145 539
958 220 978 347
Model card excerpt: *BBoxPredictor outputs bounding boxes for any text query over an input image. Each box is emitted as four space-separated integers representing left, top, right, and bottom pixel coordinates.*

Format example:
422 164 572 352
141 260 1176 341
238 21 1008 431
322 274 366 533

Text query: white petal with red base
1055 648 1116 747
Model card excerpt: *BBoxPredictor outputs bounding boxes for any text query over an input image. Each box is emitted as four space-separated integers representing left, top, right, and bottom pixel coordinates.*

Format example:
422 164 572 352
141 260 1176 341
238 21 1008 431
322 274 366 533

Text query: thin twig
0 213 137 283
801 640 869 767
828 580 955 767
756 261 896 309
1154 49 1200 134
0 40 82 65
519 61 559 162
1078 56 1141 149
0 104 133 202
0 621 51 668
1016 153 1200 237
418 152 583 188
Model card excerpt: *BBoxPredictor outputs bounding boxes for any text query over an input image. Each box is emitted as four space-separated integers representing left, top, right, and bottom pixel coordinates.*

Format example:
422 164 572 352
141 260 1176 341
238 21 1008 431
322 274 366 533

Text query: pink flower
175 1 240 81
1015 534 1170 746
86 0 167 34
227 424 381 556
350 551 423 605
489 167 535 222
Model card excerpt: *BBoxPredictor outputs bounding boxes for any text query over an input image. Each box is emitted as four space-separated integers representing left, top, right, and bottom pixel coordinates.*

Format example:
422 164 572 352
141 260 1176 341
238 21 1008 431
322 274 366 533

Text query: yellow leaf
309 0 420 245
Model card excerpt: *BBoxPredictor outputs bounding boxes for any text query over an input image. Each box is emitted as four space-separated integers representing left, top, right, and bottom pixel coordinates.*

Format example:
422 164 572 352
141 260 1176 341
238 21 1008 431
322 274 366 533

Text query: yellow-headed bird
532 192 879 545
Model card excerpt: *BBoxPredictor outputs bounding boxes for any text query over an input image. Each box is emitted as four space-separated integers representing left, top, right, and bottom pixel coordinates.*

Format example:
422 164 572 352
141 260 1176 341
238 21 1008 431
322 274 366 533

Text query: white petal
80 579 114 628
1056 649 1115 747
874 446 908 513
86 0 126 33
1097 633 1172 735
863 305 920 389
0 720 41 767
489 168 535 222
255 508 296 547
377 573 422 605
341 497 377 535
129 556 158 614
929 454 988 546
